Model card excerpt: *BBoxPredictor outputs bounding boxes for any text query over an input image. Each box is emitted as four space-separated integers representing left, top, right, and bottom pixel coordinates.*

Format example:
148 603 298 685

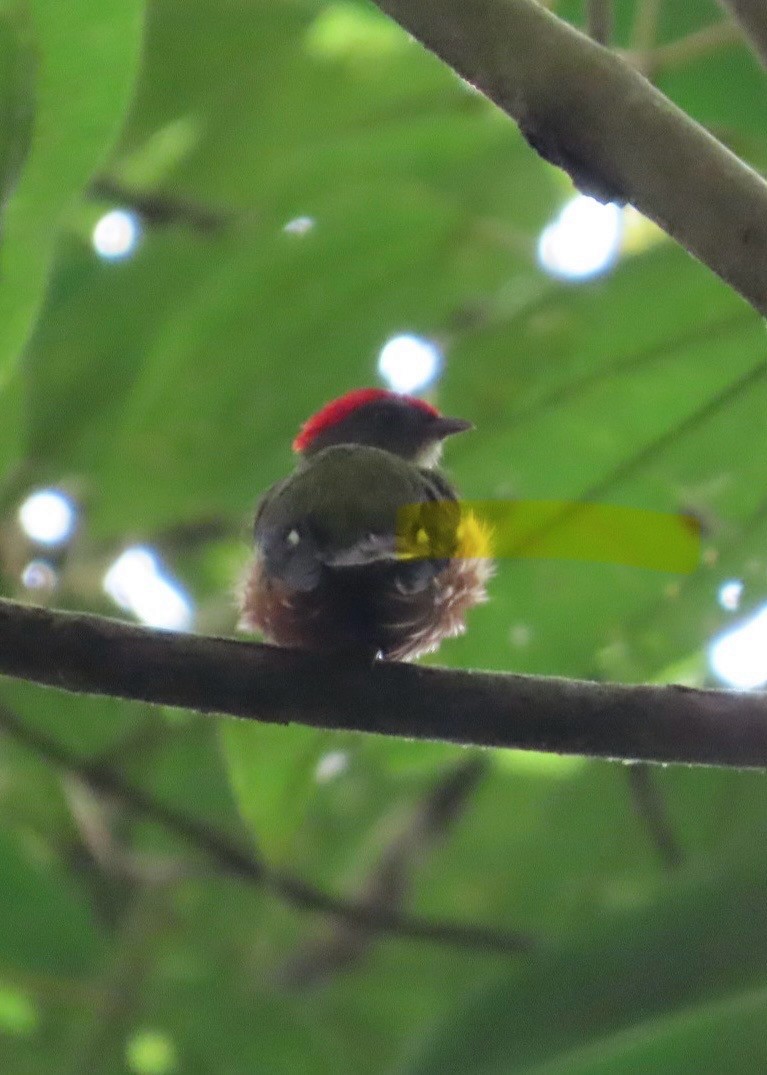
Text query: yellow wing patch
396 502 493 561
455 509 494 560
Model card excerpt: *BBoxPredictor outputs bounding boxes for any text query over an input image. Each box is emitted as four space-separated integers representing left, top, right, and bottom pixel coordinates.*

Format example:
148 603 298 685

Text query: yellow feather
396 503 494 560
455 508 494 560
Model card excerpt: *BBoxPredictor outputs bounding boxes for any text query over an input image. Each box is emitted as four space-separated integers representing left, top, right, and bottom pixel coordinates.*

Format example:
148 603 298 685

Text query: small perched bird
239 388 492 660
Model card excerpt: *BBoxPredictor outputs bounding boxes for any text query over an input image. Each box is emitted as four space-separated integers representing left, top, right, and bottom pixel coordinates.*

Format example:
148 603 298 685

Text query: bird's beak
431 416 473 440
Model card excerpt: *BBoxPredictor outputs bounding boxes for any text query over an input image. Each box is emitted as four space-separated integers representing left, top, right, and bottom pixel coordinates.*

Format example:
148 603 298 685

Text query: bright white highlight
21 560 58 591
18 489 77 546
283 216 315 236
92 209 142 261
377 334 443 394
314 750 349 783
718 579 744 612
103 546 194 632
709 604 767 690
537 195 623 281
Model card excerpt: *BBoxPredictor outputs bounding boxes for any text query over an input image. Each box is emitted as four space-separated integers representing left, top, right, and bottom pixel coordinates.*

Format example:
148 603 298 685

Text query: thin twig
627 20 742 78
88 176 235 234
718 0 767 68
62 775 194 885
489 361 767 579
1 598 767 768
631 0 663 54
586 0 613 46
369 0 767 318
0 699 532 955
572 363 766 512
504 310 753 432
277 757 490 986
625 763 683 869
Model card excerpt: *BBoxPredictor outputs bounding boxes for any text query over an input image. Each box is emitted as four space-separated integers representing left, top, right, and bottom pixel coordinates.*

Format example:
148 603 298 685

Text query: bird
238 388 492 661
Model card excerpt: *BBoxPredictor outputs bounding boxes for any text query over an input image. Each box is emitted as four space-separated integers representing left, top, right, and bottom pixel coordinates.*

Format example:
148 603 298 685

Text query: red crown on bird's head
292 389 440 453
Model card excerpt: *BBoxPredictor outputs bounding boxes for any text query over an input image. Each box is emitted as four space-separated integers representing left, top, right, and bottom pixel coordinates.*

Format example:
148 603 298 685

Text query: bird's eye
286 528 301 547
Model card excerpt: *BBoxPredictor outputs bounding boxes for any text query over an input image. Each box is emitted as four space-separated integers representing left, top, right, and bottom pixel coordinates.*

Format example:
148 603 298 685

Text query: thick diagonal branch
370 0 767 318
1 598 767 768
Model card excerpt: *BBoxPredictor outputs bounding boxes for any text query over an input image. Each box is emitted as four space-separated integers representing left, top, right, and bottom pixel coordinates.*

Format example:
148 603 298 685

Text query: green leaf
221 720 331 859
404 871 767 1075
527 985 767 1075
0 1 34 219
0 0 144 478
0 828 102 975
0 679 145 756
0 0 33 483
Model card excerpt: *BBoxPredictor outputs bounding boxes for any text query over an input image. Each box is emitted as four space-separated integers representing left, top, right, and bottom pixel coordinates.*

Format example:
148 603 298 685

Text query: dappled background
1 0 767 1070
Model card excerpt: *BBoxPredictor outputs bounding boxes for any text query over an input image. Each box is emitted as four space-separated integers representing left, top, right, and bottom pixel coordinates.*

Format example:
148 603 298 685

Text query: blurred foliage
0 0 766 1070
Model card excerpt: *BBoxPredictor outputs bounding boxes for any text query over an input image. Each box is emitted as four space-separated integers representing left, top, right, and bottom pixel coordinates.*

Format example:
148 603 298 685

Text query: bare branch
625 763 683 870
0 695 532 955
626 20 742 78
586 0 613 46
368 0 767 318
718 0 767 68
277 757 489 987
62 775 194 885
630 0 663 54
1 598 767 768
88 176 235 234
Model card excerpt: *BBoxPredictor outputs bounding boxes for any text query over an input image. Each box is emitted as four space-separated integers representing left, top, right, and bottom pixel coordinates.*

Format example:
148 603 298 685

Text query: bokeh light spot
126 1029 177 1075
718 579 744 612
377 334 442 394
18 489 77 547
315 750 349 783
538 195 622 281
92 209 142 261
103 546 194 632
21 560 58 592
709 604 767 689
283 215 315 236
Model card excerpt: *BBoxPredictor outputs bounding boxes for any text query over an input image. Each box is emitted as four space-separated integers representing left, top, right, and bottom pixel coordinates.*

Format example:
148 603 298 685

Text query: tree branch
277 757 492 986
718 0 767 68
0 697 532 955
630 0 662 55
586 0 613 46
625 762 683 870
369 0 767 318
88 176 235 234
1 598 767 768
627 20 743 79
